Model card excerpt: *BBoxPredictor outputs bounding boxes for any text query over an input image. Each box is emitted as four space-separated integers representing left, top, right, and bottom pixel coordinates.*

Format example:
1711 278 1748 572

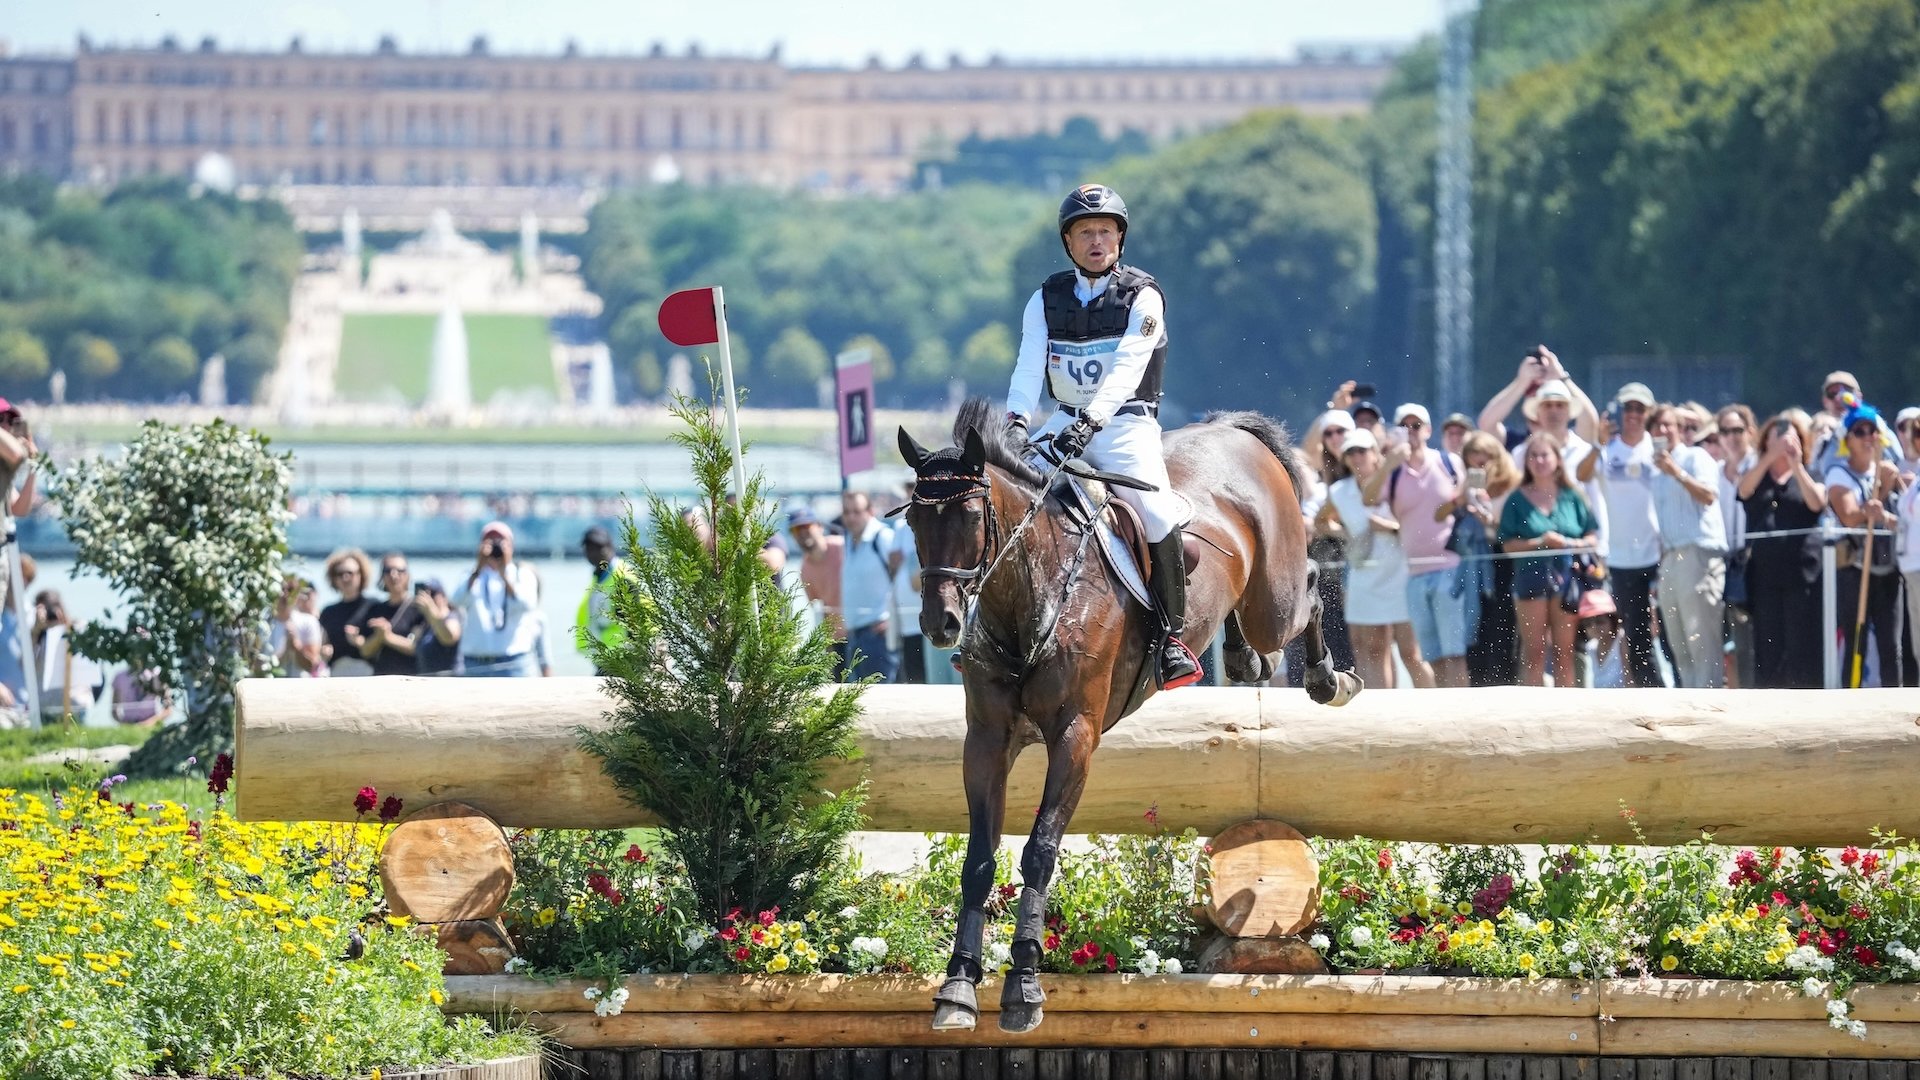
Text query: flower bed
0 776 533 1079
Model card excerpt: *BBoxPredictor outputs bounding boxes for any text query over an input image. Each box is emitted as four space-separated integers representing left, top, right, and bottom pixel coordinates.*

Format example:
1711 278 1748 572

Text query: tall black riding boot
1148 526 1203 689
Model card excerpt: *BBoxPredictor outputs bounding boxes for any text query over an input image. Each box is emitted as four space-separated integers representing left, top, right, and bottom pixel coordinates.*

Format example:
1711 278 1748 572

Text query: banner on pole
835 347 875 481
658 287 720 346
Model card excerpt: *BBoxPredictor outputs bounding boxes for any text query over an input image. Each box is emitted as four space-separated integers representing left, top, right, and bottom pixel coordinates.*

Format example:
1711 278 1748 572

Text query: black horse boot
1148 526 1203 689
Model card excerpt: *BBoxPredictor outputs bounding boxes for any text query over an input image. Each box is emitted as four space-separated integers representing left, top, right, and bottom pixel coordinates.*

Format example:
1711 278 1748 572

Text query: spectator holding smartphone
1497 434 1600 686
1738 411 1827 687
1363 403 1468 686
1328 429 1425 689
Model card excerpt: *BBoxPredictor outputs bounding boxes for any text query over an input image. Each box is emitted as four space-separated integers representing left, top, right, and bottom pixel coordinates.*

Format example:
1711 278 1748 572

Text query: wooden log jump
234 681 1920 845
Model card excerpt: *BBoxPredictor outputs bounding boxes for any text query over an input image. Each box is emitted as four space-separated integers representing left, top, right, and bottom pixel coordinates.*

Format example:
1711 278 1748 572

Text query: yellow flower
384 915 412 928
1518 953 1535 971
766 953 791 973
58 1019 76 1029
1455 902 1473 916
9 985 26 994
1661 954 1679 971
169 940 185 951
430 989 445 1006
535 907 557 927
1535 920 1554 935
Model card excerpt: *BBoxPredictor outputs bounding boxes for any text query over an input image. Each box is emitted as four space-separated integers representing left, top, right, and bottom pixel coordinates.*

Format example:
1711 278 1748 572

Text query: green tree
836 333 893 382
958 323 1016 389
137 335 200 393
765 325 831 388
60 332 121 381
580 386 865 924
221 332 279 403
904 337 954 390
631 350 664 399
0 329 50 385
917 116 1153 189
47 419 292 778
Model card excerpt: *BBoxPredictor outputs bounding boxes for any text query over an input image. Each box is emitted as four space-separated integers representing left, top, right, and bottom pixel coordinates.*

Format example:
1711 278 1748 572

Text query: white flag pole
710 286 758 622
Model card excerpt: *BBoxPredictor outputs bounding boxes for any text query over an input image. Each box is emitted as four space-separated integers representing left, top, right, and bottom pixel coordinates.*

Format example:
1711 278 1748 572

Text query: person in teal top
1497 432 1601 686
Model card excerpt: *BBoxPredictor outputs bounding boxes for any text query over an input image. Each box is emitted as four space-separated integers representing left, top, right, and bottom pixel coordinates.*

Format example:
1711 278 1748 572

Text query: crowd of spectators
1293 356 1920 689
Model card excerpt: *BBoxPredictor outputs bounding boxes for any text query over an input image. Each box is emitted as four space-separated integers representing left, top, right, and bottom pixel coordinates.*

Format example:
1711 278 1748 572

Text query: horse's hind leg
932 713 1014 1032
1300 562 1363 706
1002 712 1100 1034
1222 613 1271 684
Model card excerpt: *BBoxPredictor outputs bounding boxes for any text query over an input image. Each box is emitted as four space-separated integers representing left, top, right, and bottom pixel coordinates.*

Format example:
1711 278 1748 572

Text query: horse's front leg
932 707 1015 1031
1002 711 1099 1034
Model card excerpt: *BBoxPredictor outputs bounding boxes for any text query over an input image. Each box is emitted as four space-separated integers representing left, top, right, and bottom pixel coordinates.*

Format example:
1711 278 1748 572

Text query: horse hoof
998 1003 1044 1033
931 1001 977 1031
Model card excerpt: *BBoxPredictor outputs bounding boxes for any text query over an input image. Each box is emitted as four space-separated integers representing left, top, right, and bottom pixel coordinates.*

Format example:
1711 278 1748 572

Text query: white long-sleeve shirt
1006 270 1166 429
450 561 542 658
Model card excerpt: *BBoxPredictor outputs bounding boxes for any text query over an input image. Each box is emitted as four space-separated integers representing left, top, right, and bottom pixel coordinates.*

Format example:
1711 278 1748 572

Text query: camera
1466 467 1487 491
483 539 502 558
1350 381 1377 401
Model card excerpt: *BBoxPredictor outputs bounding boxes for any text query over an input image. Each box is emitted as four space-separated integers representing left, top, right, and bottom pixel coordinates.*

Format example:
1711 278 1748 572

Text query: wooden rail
237 681 1920 845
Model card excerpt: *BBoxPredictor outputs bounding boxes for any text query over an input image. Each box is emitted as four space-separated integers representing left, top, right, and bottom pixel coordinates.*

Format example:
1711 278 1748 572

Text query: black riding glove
1052 417 1100 460
1005 412 1029 445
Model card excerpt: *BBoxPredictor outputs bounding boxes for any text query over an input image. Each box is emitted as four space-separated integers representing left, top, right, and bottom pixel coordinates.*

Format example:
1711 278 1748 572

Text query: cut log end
379 801 516 923
430 917 517 976
1195 935 1330 975
1205 819 1320 937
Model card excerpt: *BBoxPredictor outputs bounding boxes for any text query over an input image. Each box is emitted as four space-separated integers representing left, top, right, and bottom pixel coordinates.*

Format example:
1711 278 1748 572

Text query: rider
1004 183 1201 689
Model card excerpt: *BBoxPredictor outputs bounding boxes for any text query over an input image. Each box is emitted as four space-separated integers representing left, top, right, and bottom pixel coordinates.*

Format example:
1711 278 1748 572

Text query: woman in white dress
1328 428 1421 689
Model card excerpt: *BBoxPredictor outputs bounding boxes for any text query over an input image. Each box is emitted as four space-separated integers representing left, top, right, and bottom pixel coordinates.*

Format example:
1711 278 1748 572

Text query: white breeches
1033 409 1193 542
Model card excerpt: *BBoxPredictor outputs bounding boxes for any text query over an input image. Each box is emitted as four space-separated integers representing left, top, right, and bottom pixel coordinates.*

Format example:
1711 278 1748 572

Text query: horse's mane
954 398 1047 488
1203 409 1308 498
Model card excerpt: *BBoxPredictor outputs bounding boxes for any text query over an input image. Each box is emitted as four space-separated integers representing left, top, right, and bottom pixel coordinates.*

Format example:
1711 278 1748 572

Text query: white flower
1512 913 1537 932
1568 961 1584 975
1827 999 1849 1019
1162 958 1184 974
594 997 624 1017
986 941 1012 968
840 906 860 919
850 936 889 960
1134 950 1161 975
609 987 629 1005
1800 977 1826 998
1560 940 1578 956
503 957 528 974
1348 926 1374 948
684 929 709 952
1847 1020 1868 1039
583 987 602 1001
1308 933 1330 951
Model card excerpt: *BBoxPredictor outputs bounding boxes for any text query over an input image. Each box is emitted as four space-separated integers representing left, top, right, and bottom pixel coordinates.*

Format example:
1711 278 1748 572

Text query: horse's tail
1203 410 1307 497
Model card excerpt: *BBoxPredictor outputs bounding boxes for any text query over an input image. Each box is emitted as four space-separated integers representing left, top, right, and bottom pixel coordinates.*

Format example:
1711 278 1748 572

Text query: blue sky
5 0 1443 66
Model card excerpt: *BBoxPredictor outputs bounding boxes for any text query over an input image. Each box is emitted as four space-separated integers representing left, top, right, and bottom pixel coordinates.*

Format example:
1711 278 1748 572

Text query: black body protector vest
1040 265 1168 410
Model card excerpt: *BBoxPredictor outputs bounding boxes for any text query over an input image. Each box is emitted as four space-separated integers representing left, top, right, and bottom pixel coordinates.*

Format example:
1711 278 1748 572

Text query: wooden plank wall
540 1050 1920 1080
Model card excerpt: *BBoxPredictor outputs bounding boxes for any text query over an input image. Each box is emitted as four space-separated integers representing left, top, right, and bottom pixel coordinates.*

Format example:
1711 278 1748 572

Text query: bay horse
896 398 1362 1034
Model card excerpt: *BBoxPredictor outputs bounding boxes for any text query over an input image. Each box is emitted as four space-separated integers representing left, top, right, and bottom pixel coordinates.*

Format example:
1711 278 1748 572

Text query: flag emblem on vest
1140 315 1157 337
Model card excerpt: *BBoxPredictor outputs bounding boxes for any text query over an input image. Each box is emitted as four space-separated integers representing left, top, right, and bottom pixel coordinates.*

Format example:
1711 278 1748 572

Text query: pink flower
758 907 780 927
1377 849 1394 871
1044 932 1061 951
378 795 403 822
353 786 378 815
1104 952 1119 973
719 925 739 943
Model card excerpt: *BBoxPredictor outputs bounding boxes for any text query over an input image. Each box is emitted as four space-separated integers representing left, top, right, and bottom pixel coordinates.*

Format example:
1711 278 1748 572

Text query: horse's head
894 424 993 648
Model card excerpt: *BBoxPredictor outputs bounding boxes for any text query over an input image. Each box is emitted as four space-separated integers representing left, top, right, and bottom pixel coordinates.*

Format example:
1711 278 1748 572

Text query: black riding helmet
1058 184 1128 265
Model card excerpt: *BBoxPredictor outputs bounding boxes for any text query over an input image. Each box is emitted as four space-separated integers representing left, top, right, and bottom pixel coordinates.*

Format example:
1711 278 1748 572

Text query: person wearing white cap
1812 370 1899 476
1895 406 1920 477
1289 408 1359 688
1577 380 1666 687
451 520 543 677
1327 427 1423 690
1362 402 1466 686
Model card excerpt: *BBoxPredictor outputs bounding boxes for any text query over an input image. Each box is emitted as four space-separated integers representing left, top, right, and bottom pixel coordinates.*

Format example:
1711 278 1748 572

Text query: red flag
658 287 720 346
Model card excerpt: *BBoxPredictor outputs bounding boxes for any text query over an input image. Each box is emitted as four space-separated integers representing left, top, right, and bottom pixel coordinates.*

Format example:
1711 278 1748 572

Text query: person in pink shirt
1362 403 1469 686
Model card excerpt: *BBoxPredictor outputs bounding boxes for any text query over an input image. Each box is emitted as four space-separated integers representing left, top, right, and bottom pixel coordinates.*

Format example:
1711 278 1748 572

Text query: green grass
0 724 220 814
336 313 555 405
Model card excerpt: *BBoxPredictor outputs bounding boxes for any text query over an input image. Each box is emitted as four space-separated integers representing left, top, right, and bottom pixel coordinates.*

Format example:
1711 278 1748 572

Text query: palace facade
1 37 1391 192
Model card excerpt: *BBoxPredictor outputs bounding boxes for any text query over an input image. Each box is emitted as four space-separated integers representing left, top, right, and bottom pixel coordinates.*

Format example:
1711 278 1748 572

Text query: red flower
1755 903 1771 918
1817 935 1839 957
759 907 780 927
1771 891 1790 906
734 946 750 961
724 907 743 924
353 786 378 815
1453 914 1468 925
1143 805 1160 828
719 926 739 942
207 753 234 795
1840 846 1860 867
1854 946 1880 966
1377 849 1393 871
1834 928 1850 944
1104 952 1119 973
1848 904 1871 921
1797 928 1811 946
586 872 624 905
1861 853 1882 874
624 845 649 864
1044 933 1061 951
1435 935 1451 953
998 884 1018 902
1338 885 1372 903
1472 873 1515 919
379 795 404 822
751 928 766 944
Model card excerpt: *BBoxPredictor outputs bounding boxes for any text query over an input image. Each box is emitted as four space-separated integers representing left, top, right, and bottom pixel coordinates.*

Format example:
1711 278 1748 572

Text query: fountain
519 212 540 284
198 353 228 407
424 300 472 421
584 343 616 414
342 207 362 289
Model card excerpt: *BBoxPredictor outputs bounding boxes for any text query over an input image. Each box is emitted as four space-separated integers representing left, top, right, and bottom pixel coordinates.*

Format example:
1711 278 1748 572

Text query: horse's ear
961 426 988 471
898 426 932 470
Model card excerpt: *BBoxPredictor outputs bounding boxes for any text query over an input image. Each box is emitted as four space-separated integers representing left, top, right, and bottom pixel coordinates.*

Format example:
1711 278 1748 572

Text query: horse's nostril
943 612 963 639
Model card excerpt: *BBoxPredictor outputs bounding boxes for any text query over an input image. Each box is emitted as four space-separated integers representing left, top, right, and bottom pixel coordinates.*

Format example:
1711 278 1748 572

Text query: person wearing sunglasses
1825 401 1912 686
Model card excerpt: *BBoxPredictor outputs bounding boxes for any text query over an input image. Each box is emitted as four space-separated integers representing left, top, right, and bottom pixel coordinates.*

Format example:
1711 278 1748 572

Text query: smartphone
1774 420 1791 438
1350 382 1378 401
1466 467 1487 491
1651 436 1669 454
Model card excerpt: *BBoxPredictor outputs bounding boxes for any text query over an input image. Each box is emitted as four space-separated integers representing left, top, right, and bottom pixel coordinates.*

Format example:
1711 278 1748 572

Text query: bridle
904 468 1001 596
